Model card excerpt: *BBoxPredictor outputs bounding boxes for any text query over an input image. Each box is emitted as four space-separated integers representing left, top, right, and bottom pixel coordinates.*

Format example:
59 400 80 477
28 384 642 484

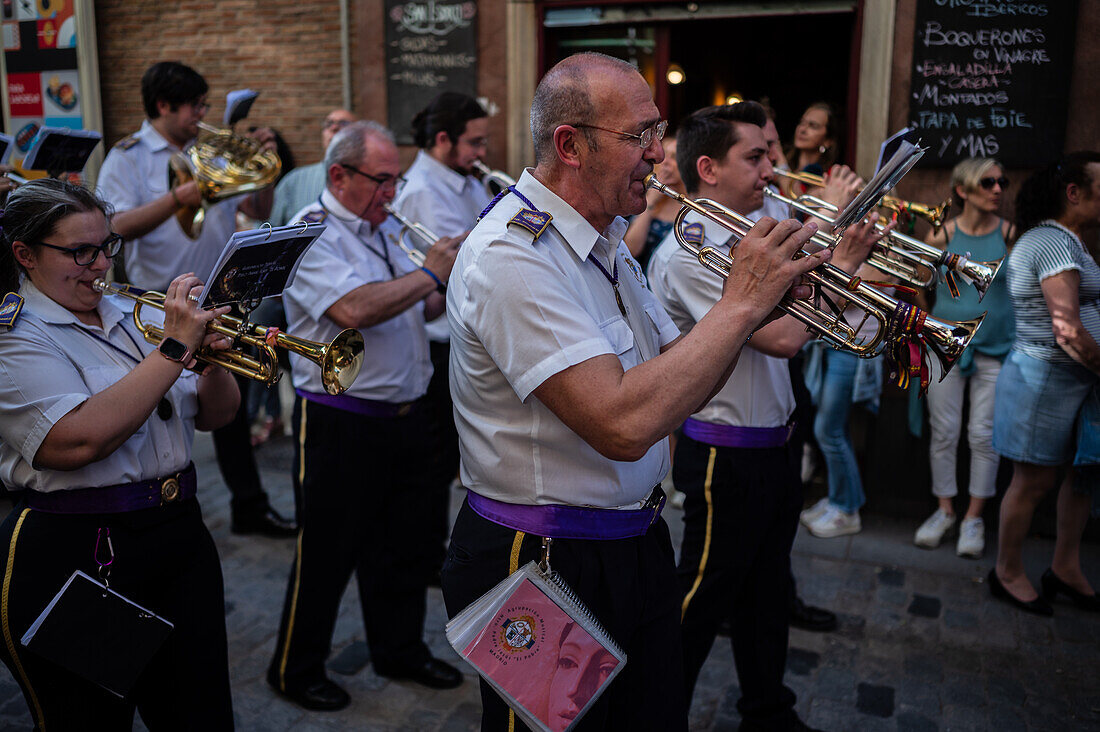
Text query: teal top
931 220 1014 375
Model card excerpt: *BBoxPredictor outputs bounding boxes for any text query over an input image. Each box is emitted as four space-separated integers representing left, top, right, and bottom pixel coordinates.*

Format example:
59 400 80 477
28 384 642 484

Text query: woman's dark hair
0 178 111 294
1014 151 1100 236
411 91 487 149
784 101 839 173
141 61 208 119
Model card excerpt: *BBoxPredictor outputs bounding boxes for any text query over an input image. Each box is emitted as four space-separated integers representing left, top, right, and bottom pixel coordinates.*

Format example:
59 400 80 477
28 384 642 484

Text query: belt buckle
160 476 181 504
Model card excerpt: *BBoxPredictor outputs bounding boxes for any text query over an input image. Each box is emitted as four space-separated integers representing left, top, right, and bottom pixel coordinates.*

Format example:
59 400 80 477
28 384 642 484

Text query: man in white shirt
440 54 831 731
267 121 464 712
393 91 492 577
96 61 295 539
647 102 880 732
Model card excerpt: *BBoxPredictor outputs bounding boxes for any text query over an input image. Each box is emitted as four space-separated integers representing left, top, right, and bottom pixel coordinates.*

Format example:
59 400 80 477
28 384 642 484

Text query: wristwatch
157 337 192 364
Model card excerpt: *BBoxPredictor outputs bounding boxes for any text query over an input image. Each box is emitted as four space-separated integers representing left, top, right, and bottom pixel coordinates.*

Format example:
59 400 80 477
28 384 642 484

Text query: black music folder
21 570 173 699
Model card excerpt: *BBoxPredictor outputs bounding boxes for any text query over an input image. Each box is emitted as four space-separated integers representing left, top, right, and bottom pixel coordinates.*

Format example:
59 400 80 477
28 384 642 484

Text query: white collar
513 169 627 261
137 119 177 154
412 149 471 195
20 278 126 333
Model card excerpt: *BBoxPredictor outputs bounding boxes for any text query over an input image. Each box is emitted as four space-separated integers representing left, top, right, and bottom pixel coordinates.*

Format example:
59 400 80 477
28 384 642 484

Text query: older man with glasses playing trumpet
266 120 465 712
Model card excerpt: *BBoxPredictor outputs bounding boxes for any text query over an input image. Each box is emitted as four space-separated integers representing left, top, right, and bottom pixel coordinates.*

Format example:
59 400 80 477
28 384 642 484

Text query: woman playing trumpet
0 179 239 727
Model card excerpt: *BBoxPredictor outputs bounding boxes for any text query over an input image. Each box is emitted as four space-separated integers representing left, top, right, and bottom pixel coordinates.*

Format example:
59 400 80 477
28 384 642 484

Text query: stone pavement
0 429 1097 731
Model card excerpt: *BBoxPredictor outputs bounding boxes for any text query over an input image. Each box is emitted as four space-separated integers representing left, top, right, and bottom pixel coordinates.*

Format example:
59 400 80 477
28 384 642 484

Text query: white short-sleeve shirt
447 170 681 508
393 150 491 343
0 281 199 493
96 120 240 292
647 207 795 428
282 189 432 402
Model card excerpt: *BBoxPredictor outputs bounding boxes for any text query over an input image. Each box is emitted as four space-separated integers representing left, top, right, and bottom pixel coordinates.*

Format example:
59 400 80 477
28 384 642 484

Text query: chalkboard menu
384 0 479 145
907 0 1079 168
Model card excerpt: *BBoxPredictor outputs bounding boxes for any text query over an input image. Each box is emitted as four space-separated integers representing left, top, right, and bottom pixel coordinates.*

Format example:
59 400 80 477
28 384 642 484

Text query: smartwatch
158 337 192 364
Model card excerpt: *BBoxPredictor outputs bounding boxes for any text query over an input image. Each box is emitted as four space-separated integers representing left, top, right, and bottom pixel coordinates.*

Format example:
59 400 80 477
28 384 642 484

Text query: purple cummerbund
296 389 419 418
23 463 198 514
466 488 665 541
683 417 792 449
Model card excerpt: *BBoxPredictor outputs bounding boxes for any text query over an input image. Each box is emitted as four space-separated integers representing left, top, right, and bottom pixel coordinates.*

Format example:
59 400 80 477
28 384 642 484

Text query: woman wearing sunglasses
0 178 240 726
914 158 1015 559
990 151 1100 615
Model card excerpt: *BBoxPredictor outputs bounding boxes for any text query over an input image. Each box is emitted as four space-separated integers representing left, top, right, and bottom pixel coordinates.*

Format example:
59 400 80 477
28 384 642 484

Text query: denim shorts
992 349 1099 466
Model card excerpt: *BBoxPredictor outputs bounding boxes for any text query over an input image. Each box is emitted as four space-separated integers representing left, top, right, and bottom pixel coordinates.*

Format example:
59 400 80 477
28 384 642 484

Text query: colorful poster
8 71 42 116
41 69 78 116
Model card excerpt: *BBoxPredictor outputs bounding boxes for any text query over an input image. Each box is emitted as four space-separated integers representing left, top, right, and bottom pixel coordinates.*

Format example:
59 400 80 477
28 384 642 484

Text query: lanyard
73 321 175 420
318 195 396 278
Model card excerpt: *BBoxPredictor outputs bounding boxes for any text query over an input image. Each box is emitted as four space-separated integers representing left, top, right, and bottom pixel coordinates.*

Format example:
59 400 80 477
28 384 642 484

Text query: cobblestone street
1 431 1097 731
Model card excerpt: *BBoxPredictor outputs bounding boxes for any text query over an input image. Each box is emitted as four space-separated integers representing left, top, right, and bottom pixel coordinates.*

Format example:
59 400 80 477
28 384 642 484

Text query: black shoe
231 508 298 538
790 596 838 632
987 569 1053 616
1041 568 1100 612
375 657 463 689
267 672 350 711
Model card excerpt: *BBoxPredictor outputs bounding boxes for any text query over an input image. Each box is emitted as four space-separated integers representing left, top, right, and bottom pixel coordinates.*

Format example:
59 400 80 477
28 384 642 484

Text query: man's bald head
530 53 641 166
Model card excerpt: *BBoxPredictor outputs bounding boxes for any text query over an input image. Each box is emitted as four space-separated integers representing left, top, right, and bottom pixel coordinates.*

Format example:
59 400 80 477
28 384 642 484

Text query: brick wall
95 0 350 168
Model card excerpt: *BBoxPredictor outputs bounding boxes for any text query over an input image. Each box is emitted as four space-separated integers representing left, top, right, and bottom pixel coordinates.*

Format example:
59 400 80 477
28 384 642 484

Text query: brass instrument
774 169 951 232
93 279 364 395
472 160 515 198
764 187 1003 300
168 121 282 240
645 175 983 378
382 203 438 267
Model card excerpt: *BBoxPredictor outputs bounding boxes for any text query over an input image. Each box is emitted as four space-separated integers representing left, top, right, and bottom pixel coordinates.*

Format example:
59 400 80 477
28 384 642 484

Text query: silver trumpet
472 160 515 198
764 187 1003 300
382 203 438 267
645 175 984 379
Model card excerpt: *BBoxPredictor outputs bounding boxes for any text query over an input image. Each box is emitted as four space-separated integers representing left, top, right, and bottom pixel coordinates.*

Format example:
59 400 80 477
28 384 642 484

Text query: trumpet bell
919 312 986 380
318 329 366 396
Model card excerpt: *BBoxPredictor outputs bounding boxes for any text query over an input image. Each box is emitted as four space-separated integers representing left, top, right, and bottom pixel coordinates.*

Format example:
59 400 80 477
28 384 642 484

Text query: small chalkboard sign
384 0 479 145
907 1 1079 168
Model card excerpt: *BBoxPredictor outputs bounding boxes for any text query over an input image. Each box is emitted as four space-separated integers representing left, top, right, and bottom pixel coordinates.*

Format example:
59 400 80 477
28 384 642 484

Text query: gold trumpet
774 169 951 231
645 175 984 378
93 279 364 395
382 203 438 267
472 160 515 197
168 122 282 240
764 187 1003 300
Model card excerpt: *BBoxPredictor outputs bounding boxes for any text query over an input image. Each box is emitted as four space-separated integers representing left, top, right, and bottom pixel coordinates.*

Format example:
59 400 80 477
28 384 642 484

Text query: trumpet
93 279 364 395
382 204 438 267
645 175 983 379
168 121 282 239
764 187 1003 300
774 169 951 231
472 160 515 198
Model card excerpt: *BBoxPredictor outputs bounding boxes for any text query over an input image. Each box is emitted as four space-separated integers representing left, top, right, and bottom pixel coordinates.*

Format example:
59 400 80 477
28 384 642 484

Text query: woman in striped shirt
990 151 1100 616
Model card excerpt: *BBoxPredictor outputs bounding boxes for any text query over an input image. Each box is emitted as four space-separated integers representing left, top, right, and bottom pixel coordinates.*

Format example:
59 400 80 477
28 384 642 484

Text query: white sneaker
800 497 830 527
914 508 956 549
956 517 985 558
807 505 862 538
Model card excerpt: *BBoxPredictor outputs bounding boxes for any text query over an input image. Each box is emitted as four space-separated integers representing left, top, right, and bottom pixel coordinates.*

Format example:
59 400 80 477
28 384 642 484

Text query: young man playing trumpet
647 101 887 731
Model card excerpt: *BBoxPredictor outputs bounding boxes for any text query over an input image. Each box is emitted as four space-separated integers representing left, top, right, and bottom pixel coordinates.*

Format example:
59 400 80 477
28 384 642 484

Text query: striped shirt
1006 220 1100 363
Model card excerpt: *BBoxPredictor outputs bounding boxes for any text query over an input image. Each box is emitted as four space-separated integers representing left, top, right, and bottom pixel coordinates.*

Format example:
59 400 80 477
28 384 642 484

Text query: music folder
832 140 925 232
20 127 102 176
20 570 173 699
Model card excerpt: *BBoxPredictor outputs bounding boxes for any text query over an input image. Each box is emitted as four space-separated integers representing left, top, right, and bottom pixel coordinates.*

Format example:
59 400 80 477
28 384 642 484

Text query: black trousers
0 499 232 730
212 373 273 522
269 396 437 691
442 498 688 732
676 434 802 730
426 340 460 572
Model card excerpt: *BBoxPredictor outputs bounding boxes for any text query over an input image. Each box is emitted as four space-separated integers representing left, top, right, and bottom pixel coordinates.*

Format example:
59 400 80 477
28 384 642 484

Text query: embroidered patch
681 222 705 245
623 254 645 284
0 292 24 329
507 208 552 239
115 135 138 151
300 209 328 224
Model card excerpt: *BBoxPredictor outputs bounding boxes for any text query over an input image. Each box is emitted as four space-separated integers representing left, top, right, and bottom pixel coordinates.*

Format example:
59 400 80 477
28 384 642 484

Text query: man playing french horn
646 101 890 731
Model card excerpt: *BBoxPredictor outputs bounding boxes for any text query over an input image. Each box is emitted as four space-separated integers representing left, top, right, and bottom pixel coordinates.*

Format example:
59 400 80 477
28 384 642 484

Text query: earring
819 145 827 154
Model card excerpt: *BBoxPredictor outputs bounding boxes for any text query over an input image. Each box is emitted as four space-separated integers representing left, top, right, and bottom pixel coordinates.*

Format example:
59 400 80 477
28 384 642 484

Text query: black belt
22 464 197 514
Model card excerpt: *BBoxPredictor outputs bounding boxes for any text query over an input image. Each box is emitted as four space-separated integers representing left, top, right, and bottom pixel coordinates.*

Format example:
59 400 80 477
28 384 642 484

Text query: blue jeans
812 349 865 514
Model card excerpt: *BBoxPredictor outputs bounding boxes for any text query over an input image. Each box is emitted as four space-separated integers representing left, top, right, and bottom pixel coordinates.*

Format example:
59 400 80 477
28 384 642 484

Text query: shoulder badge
682 222 705 245
300 210 327 224
623 254 646 285
0 292 24 330
115 134 139 151
507 208 552 240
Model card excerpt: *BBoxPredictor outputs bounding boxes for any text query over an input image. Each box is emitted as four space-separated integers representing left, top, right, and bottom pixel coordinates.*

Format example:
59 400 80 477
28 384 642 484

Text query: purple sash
466 488 665 541
682 417 792 449
296 389 418 418
23 464 197 514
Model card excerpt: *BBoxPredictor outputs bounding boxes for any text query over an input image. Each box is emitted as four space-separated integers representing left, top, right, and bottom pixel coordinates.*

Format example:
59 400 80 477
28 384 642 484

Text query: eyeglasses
38 233 123 266
341 164 405 190
187 98 211 113
572 120 668 149
324 118 352 131
979 176 1009 190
